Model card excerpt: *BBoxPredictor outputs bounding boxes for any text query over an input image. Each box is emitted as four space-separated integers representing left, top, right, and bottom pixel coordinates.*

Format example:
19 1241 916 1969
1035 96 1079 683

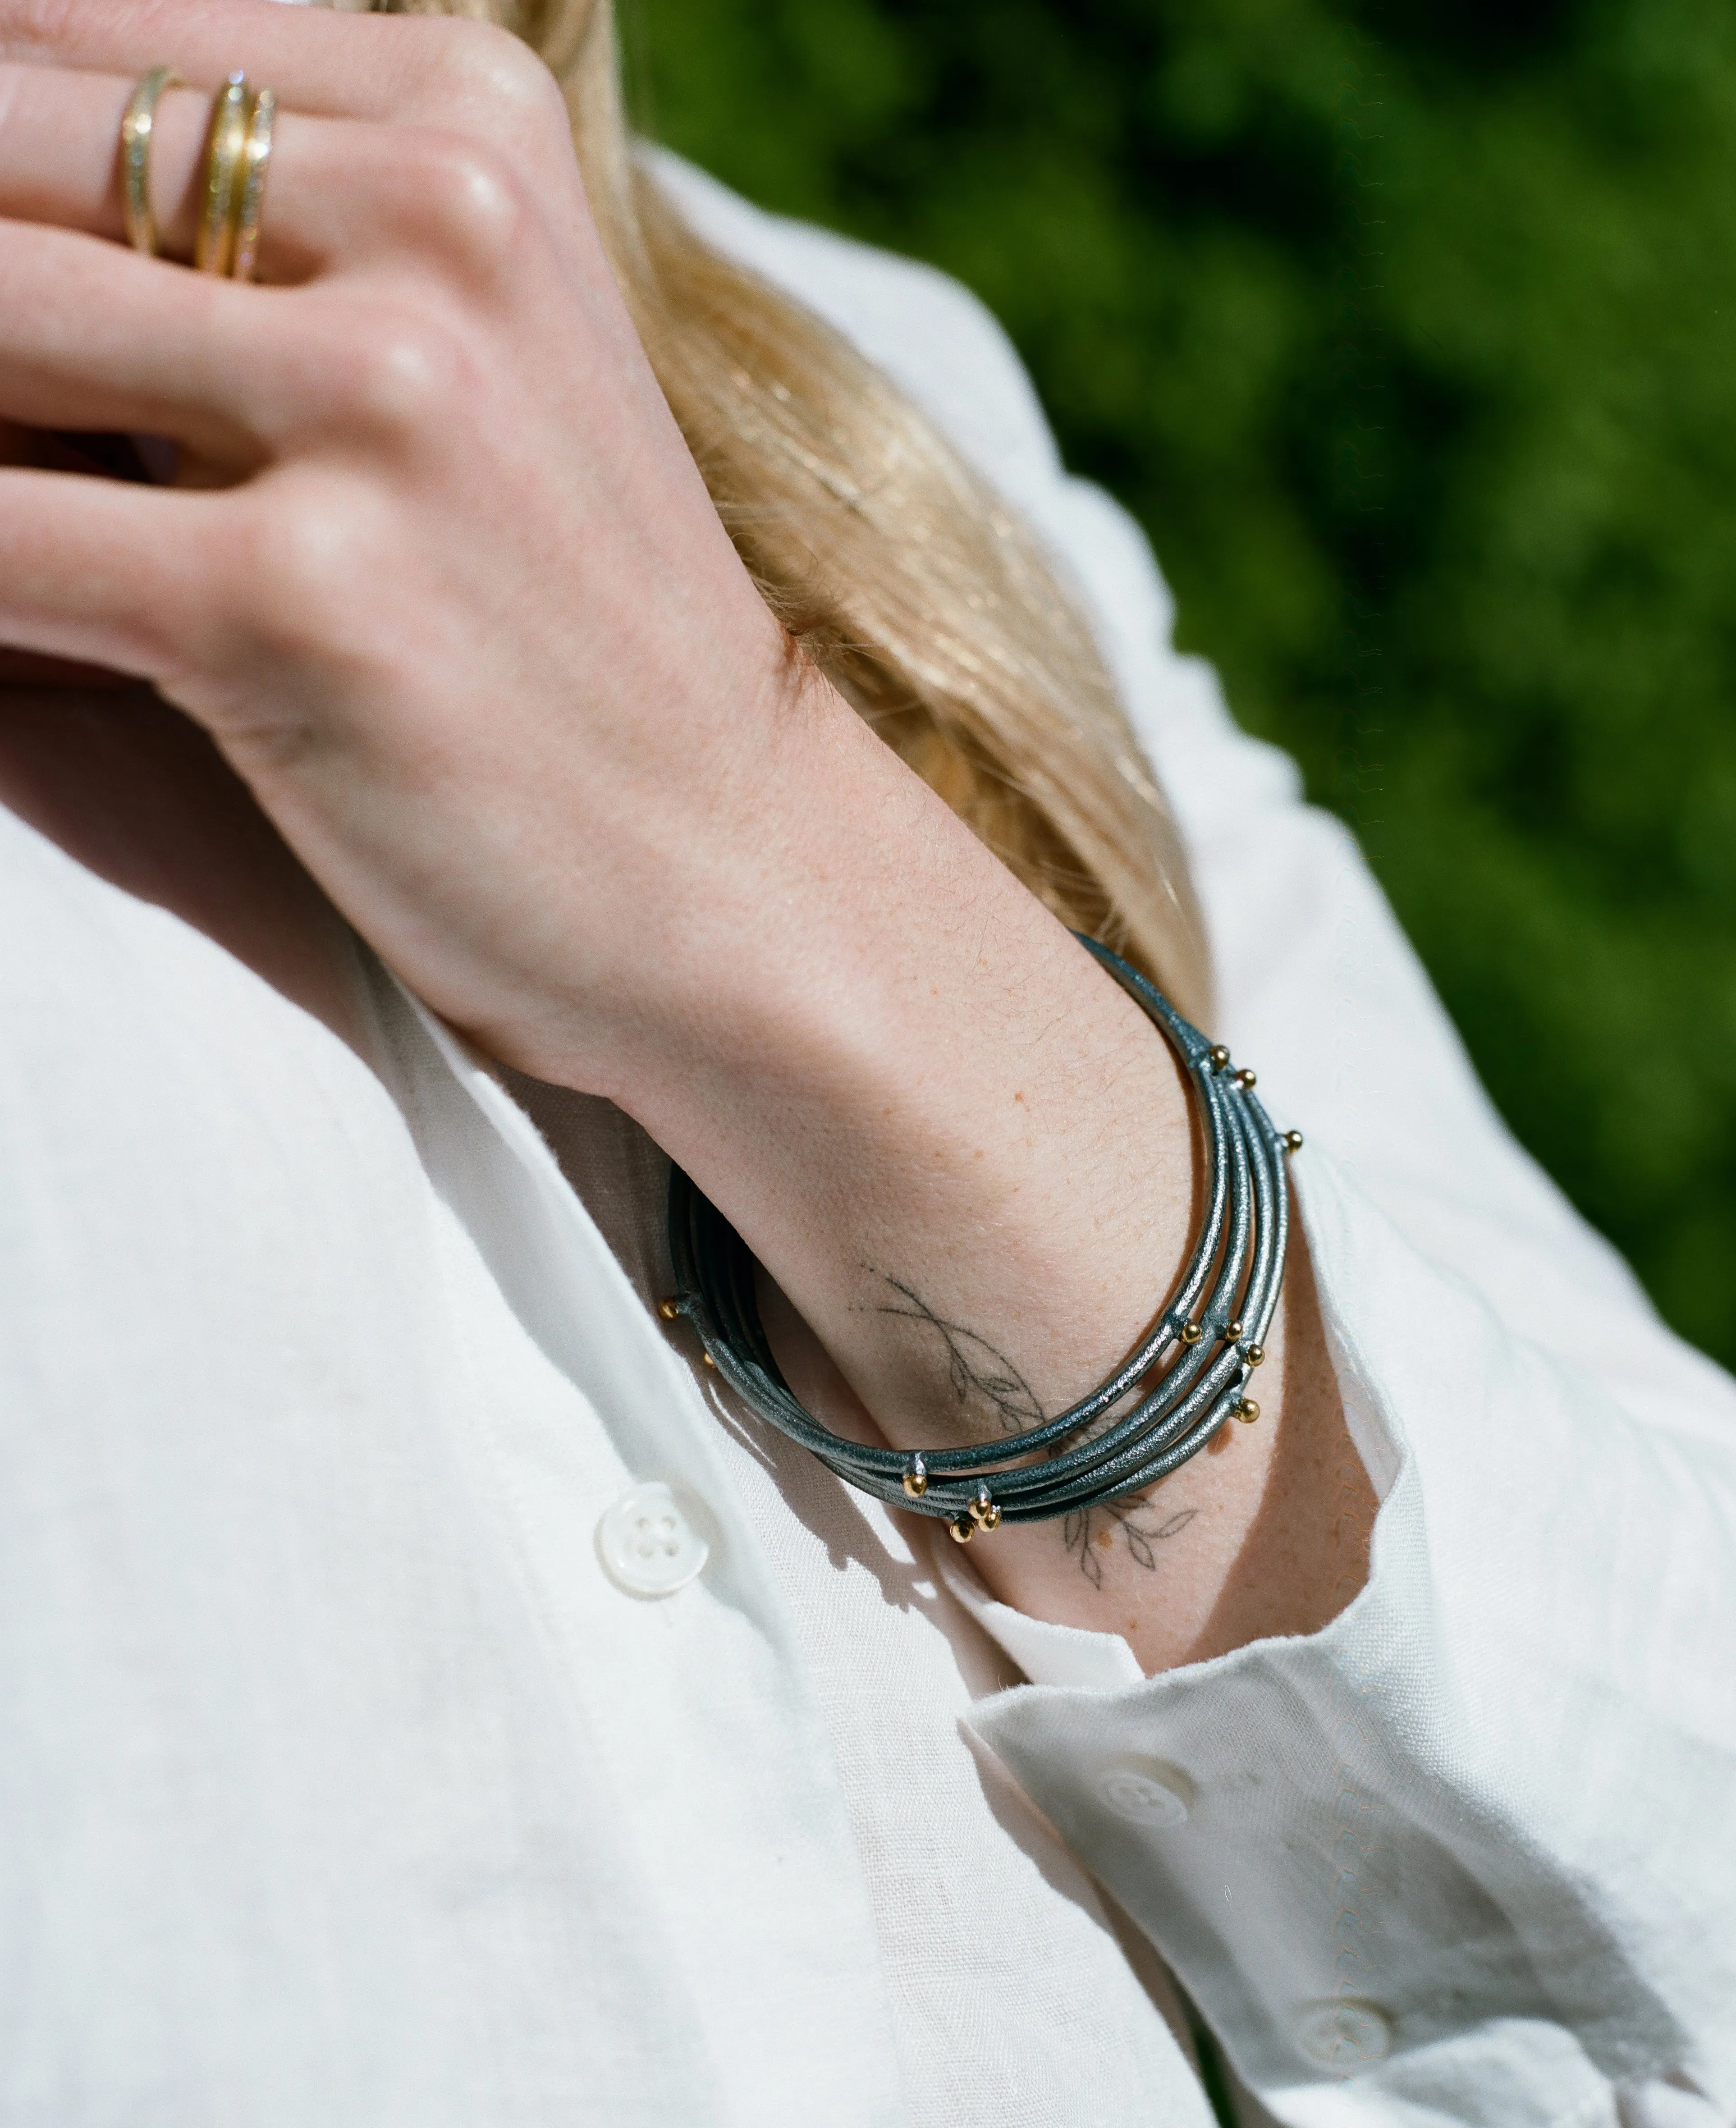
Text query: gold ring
229 86 277 284
195 72 250 275
119 67 184 257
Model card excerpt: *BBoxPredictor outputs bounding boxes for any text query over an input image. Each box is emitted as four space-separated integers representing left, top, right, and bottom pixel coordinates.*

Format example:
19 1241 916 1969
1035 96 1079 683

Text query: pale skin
0 0 1376 1674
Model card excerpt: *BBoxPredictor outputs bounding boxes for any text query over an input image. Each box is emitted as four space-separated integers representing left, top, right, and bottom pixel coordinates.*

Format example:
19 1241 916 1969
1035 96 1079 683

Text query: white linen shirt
2 154 1733 2128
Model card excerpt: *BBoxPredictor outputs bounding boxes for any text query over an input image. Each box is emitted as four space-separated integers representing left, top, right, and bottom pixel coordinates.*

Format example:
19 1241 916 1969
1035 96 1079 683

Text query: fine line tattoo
864 1271 1045 1433
1064 1499 1198 1588
861 1270 1201 1580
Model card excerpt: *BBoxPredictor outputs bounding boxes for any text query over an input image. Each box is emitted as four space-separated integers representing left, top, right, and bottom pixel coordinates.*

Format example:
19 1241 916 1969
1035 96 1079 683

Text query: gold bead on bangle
1236 1397 1260 1423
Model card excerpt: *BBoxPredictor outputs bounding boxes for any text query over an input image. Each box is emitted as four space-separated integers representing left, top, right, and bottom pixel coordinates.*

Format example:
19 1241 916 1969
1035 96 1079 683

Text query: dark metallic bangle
664 935 1301 1543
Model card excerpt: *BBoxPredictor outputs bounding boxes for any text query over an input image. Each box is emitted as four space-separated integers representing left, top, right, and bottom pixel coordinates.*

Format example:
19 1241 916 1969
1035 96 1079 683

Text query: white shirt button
596 1481 711 1597
1094 1758 1193 1827
1293 2000 1393 2071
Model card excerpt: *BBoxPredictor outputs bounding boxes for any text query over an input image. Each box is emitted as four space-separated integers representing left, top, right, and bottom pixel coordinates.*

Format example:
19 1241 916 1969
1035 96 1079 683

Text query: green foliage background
626 0 1736 1368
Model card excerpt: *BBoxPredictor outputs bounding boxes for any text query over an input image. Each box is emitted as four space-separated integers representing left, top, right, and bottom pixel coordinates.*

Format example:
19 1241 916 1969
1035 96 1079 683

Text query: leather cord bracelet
664 935 1301 1543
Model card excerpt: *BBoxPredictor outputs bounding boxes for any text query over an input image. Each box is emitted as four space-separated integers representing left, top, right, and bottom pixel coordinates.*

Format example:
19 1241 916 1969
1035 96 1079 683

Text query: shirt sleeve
960 439 1736 2128
646 161 1736 2122
956 1141 1736 2124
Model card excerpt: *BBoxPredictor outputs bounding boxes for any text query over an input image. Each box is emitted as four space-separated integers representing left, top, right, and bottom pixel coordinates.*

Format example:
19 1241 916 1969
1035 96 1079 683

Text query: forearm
0 15 1374 1672
577 675 1376 1673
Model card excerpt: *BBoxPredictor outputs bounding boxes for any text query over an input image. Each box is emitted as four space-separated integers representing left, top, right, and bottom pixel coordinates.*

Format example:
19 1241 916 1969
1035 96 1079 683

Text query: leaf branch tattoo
1063 1499 1198 1588
865 1272 1045 1433
861 1270 1202 1583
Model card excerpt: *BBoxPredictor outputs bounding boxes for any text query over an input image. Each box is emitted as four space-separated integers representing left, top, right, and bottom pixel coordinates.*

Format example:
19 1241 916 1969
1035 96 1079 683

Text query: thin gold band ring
229 87 278 284
119 66 184 257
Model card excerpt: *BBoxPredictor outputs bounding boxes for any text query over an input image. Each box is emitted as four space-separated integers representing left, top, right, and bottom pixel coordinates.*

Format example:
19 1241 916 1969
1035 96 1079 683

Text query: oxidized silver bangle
664 935 1301 1544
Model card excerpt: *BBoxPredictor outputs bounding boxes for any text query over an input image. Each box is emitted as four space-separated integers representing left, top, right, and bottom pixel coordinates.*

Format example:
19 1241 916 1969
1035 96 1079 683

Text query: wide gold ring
119 66 184 257
195 72 250 275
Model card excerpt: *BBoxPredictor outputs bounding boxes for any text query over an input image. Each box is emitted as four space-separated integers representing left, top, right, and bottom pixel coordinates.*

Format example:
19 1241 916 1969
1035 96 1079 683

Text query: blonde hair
391 0 1212 1020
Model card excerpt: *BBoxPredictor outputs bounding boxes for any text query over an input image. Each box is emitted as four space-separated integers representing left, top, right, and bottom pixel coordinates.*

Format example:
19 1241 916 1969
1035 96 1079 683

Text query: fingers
0 3 586 291
0 0 576 171
0 41 588 455
0 66 311 279
0 214 321 453
0 193 550 468
0 64 533 286
0 466 232 680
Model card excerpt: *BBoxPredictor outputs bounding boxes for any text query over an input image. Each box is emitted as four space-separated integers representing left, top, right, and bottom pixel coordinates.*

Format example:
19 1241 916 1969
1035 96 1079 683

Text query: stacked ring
121 66 278 280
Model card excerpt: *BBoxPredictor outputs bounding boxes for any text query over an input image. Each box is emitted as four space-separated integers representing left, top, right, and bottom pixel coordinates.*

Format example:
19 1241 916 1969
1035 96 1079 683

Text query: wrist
531 663 971 1107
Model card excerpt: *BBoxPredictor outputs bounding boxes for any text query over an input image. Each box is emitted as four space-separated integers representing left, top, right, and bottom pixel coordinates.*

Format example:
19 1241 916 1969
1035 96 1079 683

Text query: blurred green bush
628 0 1736 1367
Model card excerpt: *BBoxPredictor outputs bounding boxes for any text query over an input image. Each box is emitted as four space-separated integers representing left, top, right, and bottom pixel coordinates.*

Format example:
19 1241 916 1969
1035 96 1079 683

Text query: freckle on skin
1096 1529 1113 1550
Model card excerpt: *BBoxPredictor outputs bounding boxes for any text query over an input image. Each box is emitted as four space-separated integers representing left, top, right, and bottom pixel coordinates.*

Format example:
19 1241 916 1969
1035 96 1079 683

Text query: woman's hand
0 0 1374 1667
0 0 816 1083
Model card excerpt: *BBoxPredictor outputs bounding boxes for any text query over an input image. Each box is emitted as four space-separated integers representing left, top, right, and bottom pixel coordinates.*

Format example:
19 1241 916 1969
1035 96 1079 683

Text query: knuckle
226 481 382 658
395 131 536 285
320 302 474 443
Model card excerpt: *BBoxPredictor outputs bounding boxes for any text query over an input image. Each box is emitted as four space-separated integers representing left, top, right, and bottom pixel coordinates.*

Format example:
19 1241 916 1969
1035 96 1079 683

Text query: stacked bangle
664 935 1301 1543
